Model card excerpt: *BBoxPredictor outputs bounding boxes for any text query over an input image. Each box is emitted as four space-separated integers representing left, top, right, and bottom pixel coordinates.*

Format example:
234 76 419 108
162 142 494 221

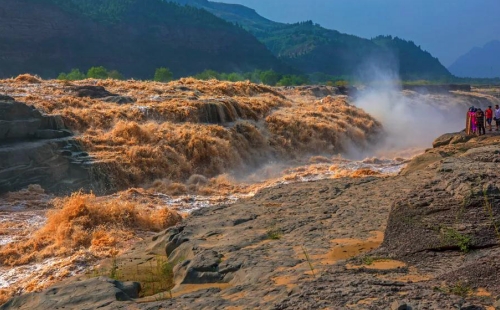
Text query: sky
217 0 500 67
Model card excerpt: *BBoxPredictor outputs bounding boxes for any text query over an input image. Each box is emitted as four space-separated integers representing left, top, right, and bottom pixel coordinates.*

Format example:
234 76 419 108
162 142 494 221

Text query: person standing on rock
476 108 486 136
495 104 500 131
467 107 477 135
485 106 493 132
466 107 471 135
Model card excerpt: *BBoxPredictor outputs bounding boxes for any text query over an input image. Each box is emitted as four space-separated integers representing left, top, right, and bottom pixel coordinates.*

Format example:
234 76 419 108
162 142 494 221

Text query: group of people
466 105 500 136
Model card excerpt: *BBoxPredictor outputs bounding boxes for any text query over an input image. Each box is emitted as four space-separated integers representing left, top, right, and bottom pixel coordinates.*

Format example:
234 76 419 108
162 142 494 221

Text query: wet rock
0 100 99 194
0 277 136 310
40 115 65 130
101 96 136 104
69 85 117 98
0 94 15 102
116 281 141 299
34 129 72 139
198 99 249 123
337 85 358 96
282 86 339 98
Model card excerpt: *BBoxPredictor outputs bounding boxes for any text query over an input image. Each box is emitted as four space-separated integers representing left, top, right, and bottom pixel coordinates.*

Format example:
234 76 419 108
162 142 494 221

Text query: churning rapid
0 76 499 302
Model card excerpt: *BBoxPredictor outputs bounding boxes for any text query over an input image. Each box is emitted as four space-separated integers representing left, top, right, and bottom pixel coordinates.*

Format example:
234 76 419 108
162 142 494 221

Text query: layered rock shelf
0 98 94 194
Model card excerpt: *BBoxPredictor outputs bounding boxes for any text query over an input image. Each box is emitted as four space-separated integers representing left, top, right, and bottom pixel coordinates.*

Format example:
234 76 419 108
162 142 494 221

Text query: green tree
57 73 68 80
57 68 86 81
108 70 123 80
334 80 349 87
226 72 244 82
277 74 309 86
153 67 173 82
260 70 280 86
87 66 109 79
66 68 86 80
195 69 220 80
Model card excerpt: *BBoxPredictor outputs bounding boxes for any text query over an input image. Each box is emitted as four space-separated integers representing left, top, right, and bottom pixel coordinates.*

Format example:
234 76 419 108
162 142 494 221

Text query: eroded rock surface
0 277 139 310
0 100 95 194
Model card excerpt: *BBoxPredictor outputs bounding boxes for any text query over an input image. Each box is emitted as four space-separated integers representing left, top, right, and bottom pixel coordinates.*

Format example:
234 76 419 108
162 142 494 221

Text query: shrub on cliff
57 68 86 81
277 74 309 86
87 66 109 79
194 69 220 80
153 67 173 82
260 70 280 86
108 70 124 80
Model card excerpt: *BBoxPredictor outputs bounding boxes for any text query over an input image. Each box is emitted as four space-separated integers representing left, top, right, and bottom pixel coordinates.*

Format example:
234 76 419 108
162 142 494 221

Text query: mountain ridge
171 0 452 79
448 40 500 78
0 0 290 79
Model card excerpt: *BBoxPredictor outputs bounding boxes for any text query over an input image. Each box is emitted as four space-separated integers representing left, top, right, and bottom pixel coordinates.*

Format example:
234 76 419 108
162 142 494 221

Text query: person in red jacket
485 106 493 132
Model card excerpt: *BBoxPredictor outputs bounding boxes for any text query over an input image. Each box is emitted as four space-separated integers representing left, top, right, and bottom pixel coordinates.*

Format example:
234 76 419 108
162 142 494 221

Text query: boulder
391 301 413 310
0 101 68 142
0 101 41 121
175 250 224 285
0 94 15 102
69 85 117 98
101 96 136 104
433 132 473 148
432 133 456 148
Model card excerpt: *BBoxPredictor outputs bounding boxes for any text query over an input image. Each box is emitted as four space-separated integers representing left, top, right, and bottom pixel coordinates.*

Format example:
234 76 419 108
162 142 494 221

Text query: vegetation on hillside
56 64 500 86
256 21 451 79
58 67 125 81
194 69 309 86
172 0 454 80
0 0 288 78
154 67 174 82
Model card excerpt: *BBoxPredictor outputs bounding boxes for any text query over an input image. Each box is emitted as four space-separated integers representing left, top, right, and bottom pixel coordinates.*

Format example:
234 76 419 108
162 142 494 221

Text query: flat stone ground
123 176 432 309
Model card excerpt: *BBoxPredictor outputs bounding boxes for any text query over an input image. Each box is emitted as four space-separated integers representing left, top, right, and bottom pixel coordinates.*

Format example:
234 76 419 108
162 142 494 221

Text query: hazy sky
217 0 500 66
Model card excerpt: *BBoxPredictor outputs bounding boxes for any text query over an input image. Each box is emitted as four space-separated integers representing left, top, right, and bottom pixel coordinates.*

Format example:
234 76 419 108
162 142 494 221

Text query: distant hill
448 41 500 78
0 0 289 79
172 0 452 80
